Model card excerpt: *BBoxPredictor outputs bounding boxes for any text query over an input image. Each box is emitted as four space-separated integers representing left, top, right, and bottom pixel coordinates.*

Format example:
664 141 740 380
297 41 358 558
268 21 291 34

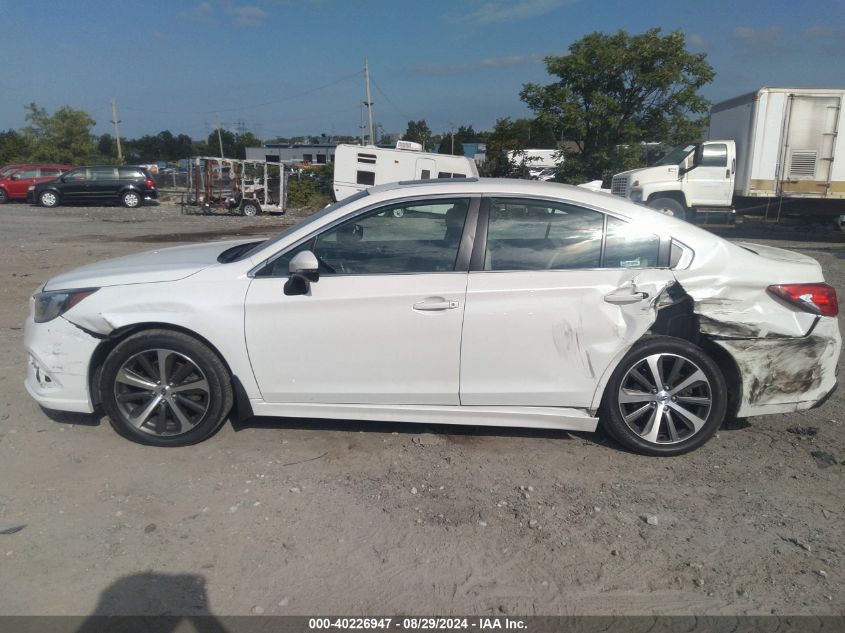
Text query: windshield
656 144 697 166
0 165 20 178
233 190 370 262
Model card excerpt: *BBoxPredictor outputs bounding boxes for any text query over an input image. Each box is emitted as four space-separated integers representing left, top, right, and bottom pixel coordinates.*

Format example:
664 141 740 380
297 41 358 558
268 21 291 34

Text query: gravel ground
0 201 842 616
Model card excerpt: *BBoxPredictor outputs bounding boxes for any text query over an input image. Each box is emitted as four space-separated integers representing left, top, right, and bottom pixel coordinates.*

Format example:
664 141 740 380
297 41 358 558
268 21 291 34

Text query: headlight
33 288 99 323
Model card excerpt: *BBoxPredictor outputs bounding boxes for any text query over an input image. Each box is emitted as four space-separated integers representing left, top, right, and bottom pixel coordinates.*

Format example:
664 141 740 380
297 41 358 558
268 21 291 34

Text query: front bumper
24 315 100 413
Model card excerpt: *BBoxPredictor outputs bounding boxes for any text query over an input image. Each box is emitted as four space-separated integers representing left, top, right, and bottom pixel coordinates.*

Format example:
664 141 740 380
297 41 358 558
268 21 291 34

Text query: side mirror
9 174 18 181
284 250 320 296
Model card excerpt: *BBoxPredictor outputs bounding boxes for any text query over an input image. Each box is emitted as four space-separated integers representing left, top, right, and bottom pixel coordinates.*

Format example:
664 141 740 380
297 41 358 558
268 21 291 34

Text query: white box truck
610 87 845 220
333 143 478 201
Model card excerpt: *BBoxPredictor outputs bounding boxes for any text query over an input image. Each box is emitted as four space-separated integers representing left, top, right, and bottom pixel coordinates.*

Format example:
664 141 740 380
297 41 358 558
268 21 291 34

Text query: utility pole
215 115 225 158
364 58 375 146
450 121 455 155
111 98 123 163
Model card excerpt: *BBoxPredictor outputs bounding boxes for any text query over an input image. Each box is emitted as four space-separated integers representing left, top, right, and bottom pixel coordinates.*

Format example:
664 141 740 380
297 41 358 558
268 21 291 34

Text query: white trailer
611 87 845 220
333 143 478 201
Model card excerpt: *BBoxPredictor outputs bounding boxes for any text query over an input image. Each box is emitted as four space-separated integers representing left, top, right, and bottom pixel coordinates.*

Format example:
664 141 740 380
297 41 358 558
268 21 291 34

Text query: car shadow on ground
232 414 622 450
39 406 101 426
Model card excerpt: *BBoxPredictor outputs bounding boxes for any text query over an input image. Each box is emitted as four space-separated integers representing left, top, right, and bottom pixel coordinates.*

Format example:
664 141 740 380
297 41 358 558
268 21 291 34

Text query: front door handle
604 291 649 305
413 297 459 311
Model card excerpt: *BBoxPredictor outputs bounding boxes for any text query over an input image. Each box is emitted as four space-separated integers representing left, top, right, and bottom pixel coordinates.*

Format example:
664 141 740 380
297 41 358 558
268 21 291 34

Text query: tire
241 200 260 217
39 190 59 208
647 197 687 221
122 190 142 208
0 189 7 204
599 336 726 456
100 329 234 447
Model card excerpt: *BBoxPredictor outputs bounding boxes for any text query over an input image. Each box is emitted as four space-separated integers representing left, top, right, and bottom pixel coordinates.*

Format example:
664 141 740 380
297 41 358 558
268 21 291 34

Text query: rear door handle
604 291 649 305
413 297 459 311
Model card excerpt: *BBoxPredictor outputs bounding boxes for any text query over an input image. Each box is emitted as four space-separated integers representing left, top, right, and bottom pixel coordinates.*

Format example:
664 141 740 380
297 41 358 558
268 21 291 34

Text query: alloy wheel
40 192 57 207
113 348 211 437
617 353 712 445
124 192 140 208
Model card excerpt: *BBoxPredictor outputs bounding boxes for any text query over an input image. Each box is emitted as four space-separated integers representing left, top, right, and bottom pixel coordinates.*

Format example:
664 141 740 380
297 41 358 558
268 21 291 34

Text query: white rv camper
506 149 562 180
610 87 845 220
333 143 479 201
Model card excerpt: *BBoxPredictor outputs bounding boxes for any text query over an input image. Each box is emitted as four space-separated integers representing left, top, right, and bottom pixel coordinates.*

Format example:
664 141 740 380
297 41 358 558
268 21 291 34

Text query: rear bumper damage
712 316 840 417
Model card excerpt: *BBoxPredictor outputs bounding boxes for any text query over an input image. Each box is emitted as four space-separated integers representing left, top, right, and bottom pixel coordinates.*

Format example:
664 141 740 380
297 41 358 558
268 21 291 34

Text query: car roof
362 177 721 245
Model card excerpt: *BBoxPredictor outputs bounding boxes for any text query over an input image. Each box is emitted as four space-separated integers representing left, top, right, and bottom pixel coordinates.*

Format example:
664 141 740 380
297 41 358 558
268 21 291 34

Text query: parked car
24 179 840 454
28 165 157 208
0 164 73 203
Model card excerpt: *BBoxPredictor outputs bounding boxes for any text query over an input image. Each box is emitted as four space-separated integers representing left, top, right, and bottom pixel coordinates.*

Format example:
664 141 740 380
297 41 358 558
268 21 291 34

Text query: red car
0 164 74 203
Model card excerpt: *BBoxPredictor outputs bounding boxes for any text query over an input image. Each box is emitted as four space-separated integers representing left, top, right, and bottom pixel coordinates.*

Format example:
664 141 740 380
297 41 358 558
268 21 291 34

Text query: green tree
480 117 557 177
438 135 464 156
0 129 33 164
402 120 433 151
96 133 115 158
22 103 96 163
454 125 480 143
520 28 714 184
206 128 237 158
233 132 261 160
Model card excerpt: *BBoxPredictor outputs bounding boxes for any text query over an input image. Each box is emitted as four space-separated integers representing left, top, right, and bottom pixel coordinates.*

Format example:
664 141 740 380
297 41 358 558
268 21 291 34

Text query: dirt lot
0 201 843 617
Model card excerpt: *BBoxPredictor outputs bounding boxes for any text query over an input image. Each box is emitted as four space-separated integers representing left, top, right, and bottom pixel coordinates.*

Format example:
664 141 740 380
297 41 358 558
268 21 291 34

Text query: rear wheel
600 336 726 456
647 197 687 221
122 191 141 208
241 200 260 216
100 330 233 446
39 190 59 208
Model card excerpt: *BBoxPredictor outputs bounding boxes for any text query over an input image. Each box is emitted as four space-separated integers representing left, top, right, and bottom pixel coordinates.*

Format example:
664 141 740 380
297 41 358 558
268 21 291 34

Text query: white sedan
24 179 841 455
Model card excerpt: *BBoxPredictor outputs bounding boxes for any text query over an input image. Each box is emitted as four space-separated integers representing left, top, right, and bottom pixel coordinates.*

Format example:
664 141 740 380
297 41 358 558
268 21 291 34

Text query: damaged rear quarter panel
672 238 841 416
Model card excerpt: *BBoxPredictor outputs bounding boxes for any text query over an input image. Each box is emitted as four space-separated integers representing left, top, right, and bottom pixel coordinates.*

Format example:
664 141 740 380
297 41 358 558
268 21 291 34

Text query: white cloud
225 4 270 27
179 1 215 23
732 25 781 51
451 0 575 24
687 33 707 50
411 54 541 76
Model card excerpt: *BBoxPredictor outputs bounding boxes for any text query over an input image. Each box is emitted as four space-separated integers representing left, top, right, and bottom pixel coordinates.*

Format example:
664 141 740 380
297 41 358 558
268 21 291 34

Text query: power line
118 69 364 117
369 74 413 122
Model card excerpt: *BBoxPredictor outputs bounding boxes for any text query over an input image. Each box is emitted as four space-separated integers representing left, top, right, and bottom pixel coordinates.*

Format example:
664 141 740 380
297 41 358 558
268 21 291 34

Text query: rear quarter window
119 167 146 179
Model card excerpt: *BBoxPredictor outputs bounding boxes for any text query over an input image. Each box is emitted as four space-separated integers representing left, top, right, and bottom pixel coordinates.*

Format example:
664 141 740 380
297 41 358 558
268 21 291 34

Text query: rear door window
89 167 117 181
603 217 661 268
484 198 603 270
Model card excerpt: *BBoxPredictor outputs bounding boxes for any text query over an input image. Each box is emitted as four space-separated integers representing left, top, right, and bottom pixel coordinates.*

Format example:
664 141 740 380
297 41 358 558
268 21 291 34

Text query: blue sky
2 0 844 140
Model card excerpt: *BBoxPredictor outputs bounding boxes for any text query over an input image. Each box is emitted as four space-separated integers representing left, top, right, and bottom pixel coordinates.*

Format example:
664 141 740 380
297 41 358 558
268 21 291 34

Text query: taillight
145 178 155 188
768 283 839 317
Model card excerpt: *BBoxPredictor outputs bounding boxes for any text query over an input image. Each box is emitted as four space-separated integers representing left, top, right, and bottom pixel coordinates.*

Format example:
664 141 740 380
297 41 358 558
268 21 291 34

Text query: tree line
1 28 713 184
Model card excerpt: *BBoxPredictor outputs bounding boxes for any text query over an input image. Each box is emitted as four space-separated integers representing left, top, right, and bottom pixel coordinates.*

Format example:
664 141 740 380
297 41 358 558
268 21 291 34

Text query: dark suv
29 165 157 208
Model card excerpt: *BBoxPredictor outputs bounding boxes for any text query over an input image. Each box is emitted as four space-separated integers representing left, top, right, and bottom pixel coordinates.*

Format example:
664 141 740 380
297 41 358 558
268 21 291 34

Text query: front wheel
647 197 687 221
600 336 726 456
39 190 59 208
100 330 234 446
122 190 142 208
0 189 8 204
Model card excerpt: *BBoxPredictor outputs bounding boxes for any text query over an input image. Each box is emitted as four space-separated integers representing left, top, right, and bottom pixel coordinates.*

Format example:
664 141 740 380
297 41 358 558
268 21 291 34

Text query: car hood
43 239 254 291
